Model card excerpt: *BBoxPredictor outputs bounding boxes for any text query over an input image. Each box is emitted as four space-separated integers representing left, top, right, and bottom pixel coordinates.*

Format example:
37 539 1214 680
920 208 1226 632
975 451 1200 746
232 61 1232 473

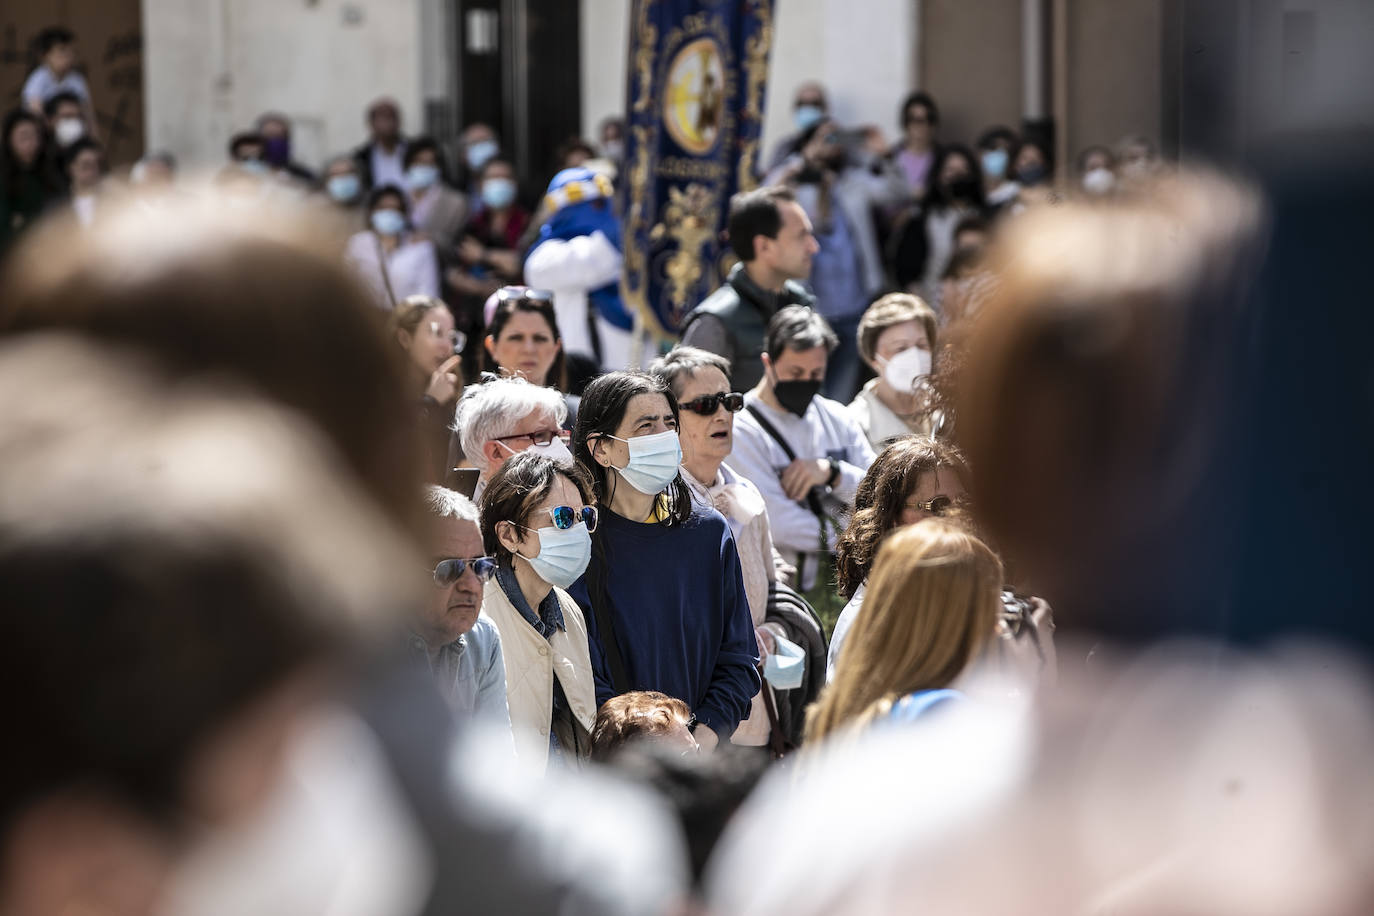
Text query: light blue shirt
409 613 512 729
22 65 90 108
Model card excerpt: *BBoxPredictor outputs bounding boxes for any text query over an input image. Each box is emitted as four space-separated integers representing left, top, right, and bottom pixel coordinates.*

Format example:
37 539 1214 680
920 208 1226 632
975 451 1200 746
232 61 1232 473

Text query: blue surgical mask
981 148 1008 180
406 164 439 191
466 139 498 172
370 209 406 236
606 430 682 495
238 158 268 176
763 633 807 689
326 174 360 203
516 521 592 589
794 104 824 133
481 177 517 210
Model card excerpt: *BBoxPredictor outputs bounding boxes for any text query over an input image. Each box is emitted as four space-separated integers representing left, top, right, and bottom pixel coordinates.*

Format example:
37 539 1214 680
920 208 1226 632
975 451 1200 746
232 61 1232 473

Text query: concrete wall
142 0 423 171
580 0 630 142
577 0 917 157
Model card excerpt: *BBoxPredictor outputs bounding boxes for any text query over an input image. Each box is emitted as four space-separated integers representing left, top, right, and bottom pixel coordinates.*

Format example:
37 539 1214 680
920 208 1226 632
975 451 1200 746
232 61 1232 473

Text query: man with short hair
227 131 267 173
255 111 317 184
411 485 511 726
764 80 828 174
351 97 408 191
680 186 818 392
453 375 571 500
726 306 875 589
42 90 86 149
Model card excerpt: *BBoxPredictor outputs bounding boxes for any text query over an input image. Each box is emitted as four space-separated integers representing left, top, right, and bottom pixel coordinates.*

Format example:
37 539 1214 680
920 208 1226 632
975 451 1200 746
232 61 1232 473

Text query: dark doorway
457 0 581 196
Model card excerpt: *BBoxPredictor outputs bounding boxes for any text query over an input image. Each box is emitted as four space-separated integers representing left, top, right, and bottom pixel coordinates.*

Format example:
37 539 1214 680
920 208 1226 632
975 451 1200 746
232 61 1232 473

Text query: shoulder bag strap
745 403 828 522
373 233 399 308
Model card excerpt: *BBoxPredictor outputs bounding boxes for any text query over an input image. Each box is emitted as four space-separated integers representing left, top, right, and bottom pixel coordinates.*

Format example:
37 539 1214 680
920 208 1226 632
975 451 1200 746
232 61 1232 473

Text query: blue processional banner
620 0 775 341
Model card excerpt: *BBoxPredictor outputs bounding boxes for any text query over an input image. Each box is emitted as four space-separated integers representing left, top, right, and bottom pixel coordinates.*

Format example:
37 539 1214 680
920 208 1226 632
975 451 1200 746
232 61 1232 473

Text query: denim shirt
408 615 511 729
495 562 566 639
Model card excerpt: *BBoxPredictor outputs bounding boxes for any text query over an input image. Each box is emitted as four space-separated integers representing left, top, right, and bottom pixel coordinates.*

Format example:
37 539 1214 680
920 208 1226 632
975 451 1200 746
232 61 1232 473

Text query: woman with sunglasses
389 295 465 482
479 452 600 771
649 346 779 749
828 435 970 682
570 371 760 753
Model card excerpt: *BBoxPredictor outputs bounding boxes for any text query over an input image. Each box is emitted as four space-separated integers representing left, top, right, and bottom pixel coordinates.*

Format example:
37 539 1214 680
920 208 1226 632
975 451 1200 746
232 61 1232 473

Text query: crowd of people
4 29 1374 916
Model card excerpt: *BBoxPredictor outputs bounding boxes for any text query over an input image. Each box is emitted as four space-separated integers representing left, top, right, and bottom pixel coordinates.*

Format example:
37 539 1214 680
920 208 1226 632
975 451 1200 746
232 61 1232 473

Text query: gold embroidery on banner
649 182 720 325
737 0 773 193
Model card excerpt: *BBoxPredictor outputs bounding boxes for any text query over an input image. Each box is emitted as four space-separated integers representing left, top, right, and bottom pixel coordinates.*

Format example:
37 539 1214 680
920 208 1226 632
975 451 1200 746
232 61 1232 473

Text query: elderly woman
848 293 939 451
649 345 779 749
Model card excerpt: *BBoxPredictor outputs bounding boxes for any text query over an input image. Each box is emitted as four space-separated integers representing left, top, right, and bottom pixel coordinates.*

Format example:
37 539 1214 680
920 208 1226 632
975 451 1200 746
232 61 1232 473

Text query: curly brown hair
834 436 971 597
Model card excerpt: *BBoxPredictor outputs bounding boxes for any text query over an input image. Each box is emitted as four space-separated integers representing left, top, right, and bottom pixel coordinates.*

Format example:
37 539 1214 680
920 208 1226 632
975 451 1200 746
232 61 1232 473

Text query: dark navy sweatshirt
569 505 761 738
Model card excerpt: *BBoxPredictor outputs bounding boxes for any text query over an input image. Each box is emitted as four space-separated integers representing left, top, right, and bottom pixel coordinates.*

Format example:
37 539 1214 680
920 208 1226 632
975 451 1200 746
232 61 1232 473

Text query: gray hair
649 346 733 400
765 305 838 360
423 485 480 524
453 376 568 473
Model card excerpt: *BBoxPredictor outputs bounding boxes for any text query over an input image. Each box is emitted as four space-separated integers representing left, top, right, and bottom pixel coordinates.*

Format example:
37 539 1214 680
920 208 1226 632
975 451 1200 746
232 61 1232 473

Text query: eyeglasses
497 287 554 306
492 428 569 447
430 556 498 587
680 392 744 416
522 505 599 533
907 495 953 516
429 321 467 353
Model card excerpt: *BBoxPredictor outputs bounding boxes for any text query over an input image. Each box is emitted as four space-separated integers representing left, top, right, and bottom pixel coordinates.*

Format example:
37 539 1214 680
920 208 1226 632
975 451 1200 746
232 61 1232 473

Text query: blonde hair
857 292 938 367
806 519 1003 743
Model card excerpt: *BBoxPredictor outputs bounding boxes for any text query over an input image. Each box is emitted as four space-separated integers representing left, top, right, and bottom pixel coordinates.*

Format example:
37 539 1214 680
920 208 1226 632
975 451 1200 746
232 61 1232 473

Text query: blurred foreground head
0 189 422 530
955 170 1266 637
0 336 418 913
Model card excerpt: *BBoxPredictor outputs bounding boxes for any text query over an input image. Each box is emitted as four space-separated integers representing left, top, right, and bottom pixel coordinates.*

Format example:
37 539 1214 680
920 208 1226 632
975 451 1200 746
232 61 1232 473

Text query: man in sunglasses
409 485 511 729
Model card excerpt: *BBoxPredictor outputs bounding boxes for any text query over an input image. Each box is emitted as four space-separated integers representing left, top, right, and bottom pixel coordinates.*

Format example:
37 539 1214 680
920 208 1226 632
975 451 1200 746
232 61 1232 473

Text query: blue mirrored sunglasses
431 556 498 587
539 505 598 533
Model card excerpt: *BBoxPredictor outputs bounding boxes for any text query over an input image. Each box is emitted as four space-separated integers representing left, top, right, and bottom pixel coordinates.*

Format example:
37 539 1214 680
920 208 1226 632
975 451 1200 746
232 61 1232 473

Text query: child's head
589 691 698 762
38 27 76 75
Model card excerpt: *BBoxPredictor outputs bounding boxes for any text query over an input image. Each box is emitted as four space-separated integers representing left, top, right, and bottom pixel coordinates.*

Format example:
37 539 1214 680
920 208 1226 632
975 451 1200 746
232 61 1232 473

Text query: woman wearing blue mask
480 452 600 771
570 371 761 753
402 136 468 254
345 184 439 309
447 158 530 321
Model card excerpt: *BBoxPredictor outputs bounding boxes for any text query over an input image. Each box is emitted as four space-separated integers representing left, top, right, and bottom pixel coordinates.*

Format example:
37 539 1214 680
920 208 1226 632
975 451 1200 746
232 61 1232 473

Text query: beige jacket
481 578 597 773
683 464 775 746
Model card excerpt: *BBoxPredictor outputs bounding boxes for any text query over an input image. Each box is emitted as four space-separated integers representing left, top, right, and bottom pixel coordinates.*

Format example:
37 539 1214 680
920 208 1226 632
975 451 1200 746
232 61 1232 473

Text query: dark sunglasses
431 556 498 587
908 495 953 516
498 287 554 305
521 505 598 533
680 392 745 416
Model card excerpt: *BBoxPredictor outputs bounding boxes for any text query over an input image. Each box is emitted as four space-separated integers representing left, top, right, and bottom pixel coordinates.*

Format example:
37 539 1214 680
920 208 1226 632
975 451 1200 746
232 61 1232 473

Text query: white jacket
524 230 634 367
481 578 597 774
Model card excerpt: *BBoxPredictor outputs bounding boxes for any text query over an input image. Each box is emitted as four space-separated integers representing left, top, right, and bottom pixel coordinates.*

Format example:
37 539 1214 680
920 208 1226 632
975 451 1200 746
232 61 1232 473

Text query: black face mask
945 176 981 203
773 377 822 417
1016 163 1047 186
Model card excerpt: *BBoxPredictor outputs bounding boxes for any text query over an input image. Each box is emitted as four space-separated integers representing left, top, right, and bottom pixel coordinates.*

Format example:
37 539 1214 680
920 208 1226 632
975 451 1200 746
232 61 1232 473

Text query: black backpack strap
745 403 826 521
587 534 632 695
